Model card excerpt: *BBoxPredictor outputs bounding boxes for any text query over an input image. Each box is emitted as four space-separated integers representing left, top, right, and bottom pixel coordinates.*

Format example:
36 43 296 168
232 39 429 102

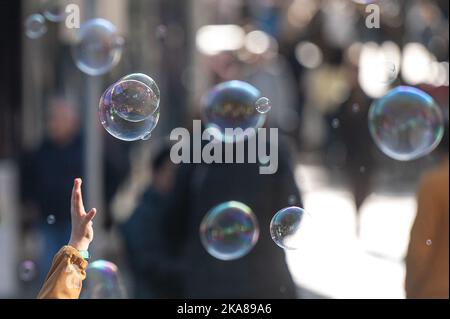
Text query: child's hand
68 178 96 251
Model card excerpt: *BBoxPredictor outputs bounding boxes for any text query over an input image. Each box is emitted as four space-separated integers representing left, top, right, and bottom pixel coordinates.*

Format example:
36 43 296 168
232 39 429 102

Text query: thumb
84 208 97 224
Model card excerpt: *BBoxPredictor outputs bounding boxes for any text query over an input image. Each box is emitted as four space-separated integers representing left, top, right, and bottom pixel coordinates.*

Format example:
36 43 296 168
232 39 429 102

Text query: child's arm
37 178 96 299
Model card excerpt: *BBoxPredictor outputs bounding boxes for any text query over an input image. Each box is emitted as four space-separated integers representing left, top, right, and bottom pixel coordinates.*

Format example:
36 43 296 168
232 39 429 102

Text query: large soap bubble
72 19 124 76
369 86 444 161
202 81 266 143
99 76 160 142
111 73 160 122
200 201 259 261
81 260 127 299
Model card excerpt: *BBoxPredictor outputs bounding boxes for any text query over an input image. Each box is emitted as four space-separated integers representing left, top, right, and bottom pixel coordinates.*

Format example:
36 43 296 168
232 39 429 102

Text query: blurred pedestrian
20 97 83 283
119 143 178 298
163 133 302 298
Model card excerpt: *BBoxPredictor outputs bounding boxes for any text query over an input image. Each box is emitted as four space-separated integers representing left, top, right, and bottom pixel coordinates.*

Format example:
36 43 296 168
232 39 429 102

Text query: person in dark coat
120 144 179 298
163 132 302 299
20 98 83 282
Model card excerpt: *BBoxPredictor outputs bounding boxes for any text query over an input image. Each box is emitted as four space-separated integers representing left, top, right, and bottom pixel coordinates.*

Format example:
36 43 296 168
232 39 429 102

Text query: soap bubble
81 260 127 299
47 214 56 225
270 206 308 250
41 0 66 22
255 97 272 114
202 81 266 143
200 201 259 261
99 82 160 142
111 74 160 122
24 14 47 39
72 19 124 76
19 261 37 281
369 86 444 161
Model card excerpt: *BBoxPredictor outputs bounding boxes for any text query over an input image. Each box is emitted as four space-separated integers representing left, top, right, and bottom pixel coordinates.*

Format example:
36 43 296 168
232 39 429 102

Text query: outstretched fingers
71 178 85 217
85 208 97 222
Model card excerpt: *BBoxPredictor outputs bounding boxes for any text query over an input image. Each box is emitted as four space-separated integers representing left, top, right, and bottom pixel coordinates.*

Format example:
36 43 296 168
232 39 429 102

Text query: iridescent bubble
24 14 47 39
99 82 160 142
41 0 66 22
270 206 307 250
202 81 266 143
81 260 127 299
200 201 259 261
19 260 37 281
369 86 444 161
111 74 160 122
255 97 272 114
47 214 56 225
72 19 124 76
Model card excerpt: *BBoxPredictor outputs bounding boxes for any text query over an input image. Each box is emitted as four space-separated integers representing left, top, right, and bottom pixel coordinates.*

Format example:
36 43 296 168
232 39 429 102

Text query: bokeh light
295 41 323 69
369 86 444 161
200 201 259 261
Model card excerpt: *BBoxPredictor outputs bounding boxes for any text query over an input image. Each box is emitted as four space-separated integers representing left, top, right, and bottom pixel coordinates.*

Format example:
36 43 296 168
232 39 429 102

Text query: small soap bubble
25 14 47 39
331 118 340 129
47 214 56 225
270 206 308 250
255 97 272 114
19 260 37 282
